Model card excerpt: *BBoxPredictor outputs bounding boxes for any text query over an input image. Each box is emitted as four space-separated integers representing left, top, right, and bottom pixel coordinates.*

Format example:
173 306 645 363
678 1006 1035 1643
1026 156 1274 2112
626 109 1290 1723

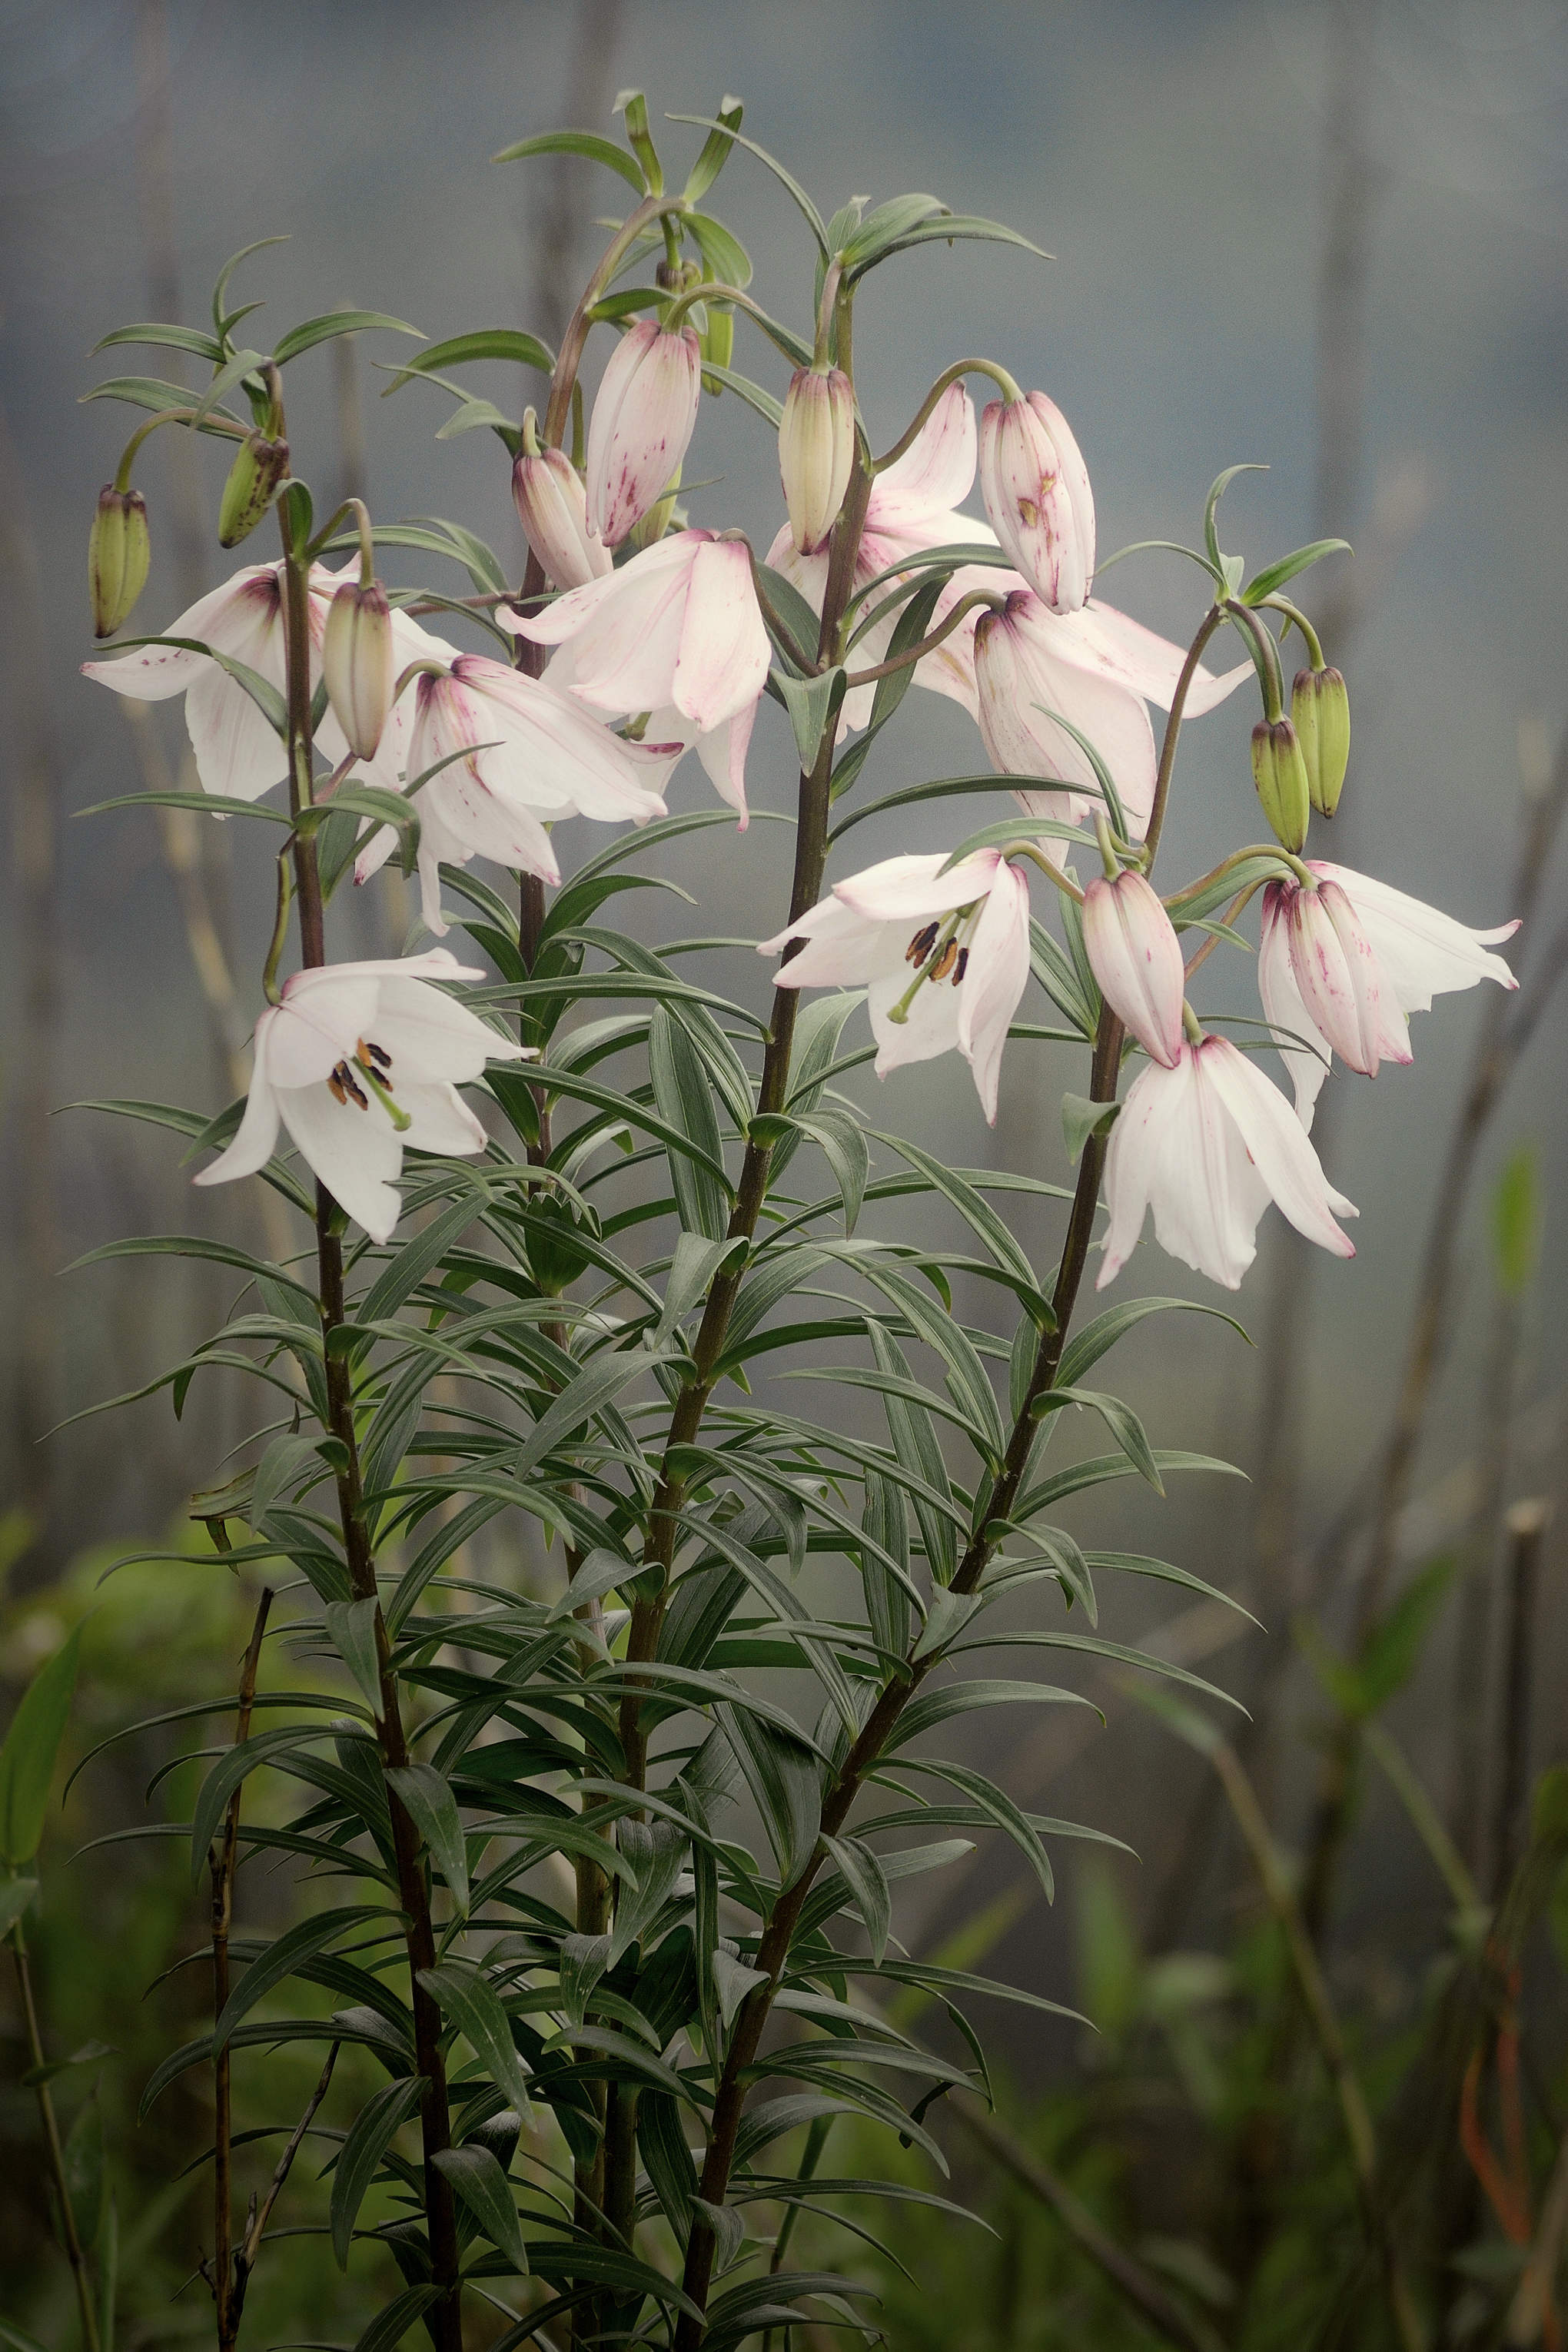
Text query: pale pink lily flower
513 442 613 590
194 951 530 1244
1098 1031 1357 1292
585 318 703 546
765 381 995 732
759 849 1031 1124
82 561 430 806
978 388 1096 613
503 530 769 822
972 588 1251 840
1259 862 1519 1128
354 649 666 937
1081 869 1185 1068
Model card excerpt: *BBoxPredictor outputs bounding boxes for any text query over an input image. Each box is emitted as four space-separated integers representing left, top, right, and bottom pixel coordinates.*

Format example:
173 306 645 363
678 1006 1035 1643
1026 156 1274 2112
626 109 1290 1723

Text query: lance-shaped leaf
418 1962 531 2112
387 1763 470 1914
331 2074 428 2268
819 1834 891 1963
324 1597 384 1716
608 1819 688 1966
214 1904 389 2052
433 2142 529 2274
649 1006 729 1241
350 2287 444 2352
188 1725 325 1879
0 1625 82 1868
716 1703 821 1892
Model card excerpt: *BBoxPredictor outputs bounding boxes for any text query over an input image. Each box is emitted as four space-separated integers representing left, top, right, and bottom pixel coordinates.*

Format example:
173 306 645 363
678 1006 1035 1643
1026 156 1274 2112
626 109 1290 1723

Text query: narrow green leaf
0 1878 38 1937
332 2074 428 2268
683 94 745 204
188 1725 324 1880
491 128 646 190
716 1704 822 1891
666 115 829 253
351 2287 444 2352
433 2142 529 2273
324 1597 385 1716
0 1626 82 1868
820 1834 891 1962
214 1905 386 2052
1243 537 1352 606
387 1763 470 1914
272 311 423 366
418 1962 531 2111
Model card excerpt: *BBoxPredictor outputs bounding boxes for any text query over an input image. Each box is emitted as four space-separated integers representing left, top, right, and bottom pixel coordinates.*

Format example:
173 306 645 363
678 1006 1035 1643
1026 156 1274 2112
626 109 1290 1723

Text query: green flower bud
630 463 680 552
1251 716 1311 853
322 578 394 759
217 431 289 548
1292 663 1351 819
88 484 150 639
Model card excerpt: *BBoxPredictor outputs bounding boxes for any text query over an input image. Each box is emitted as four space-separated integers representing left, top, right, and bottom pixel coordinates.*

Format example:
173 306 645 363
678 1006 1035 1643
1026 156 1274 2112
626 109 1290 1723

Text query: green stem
1140 605 1221 867
1223 597 1286 726
872 355 1020 476
9 1922 101 2352
1261 593 1325 670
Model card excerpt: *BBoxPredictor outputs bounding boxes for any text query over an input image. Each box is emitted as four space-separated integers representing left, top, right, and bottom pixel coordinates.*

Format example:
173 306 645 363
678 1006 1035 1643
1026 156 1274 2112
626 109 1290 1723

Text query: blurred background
2 0 1567 2343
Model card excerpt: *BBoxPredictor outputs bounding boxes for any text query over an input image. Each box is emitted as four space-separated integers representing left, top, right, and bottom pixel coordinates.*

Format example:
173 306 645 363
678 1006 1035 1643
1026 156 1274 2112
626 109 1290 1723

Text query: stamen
360 1037 394 1071
327 1070 347 1106
905 922 939 966
930 940 958 982
952 947 968 985
331 1059 370 1111
352 1051 412 1134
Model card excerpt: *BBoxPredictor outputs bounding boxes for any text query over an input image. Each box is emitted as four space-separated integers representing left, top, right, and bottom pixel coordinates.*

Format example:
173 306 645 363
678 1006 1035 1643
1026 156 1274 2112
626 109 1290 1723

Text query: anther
952 947 968 985
331 1058 370 1110
360 1038 393 1072
930 939 958 982
906 922 939 966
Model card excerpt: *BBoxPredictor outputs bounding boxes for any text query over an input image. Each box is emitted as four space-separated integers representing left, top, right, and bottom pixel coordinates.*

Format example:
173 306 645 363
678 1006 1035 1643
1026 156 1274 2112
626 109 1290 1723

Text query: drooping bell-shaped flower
779 364 855 554
765 381 989 733
194 951 530 1244
1081 869 1185 1068
322 576 395 759
1259 862 1518 1128
503 530 769 822
759 849 1031 1124
353 650 666 935
978 387 1095 614
512 429 612 590
585 319 703 548
1098 1028 1357 1291
88 484 151 639
972 590 1251 839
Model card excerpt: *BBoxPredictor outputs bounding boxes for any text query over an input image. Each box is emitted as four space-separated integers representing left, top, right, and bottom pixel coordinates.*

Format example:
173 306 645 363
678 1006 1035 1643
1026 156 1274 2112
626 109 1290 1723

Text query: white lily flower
1259 862 1519 1128
1099 1031 1357 1291
194 951 530 1244
759 849 1031 1124
503 530 769 821
973 589 1251 839
1080 868 1185 1068
585 319 703 547
352 649 666 936
765 381 995 732
978 387 1096 613
82 560 432 806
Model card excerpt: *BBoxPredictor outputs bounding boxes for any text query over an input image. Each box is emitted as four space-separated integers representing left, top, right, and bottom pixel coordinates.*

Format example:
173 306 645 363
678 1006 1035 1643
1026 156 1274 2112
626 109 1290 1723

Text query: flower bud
978 389 1095 614
584 318 702 547
630 463 681 551
218 431 289 548
511 441 611 590
1292 664 1351 819
779 365 855 554
1282 875 1384 1075
88 484 150 638
1081 868 1185 1068
1251 718 1311 853
322 578 395 759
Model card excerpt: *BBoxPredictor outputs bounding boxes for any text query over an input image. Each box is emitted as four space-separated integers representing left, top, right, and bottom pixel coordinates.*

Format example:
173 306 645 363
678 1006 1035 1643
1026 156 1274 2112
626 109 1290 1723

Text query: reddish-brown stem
274 493 463 2352
211 1585 272 2351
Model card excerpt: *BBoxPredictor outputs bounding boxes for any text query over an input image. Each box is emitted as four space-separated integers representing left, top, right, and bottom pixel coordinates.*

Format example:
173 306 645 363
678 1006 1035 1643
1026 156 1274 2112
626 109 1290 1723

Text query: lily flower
1099 1029 1357 1291
759 849 1031 1123
585 319 703 547
513 437 613 591
194 951 530 1244
503 530 769 821
765 381 995 731
353 649 665 935
82 560 429 806
972 589 1251 839
1081 869 1185 1068
978 387 1095 613
1259 862 1519 1128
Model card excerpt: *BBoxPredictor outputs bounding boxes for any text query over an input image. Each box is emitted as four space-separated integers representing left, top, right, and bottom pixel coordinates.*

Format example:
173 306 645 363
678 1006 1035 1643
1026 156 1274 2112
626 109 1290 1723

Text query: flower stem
274 484 463 2352
211 1584 271 2352
1141 604 1221 867
871 356 1019 476
8 1922 101 2352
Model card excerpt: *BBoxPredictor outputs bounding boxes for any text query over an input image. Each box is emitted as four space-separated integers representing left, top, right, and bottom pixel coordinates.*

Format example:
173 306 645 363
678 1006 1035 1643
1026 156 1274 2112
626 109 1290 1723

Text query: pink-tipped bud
1251 718 1311 853
585 318 703 547
779 364 855 553
322 578 394 760
1081 869 1185 1068
978 389 1095 614
1281 875 1387 1077
511 440 612 590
